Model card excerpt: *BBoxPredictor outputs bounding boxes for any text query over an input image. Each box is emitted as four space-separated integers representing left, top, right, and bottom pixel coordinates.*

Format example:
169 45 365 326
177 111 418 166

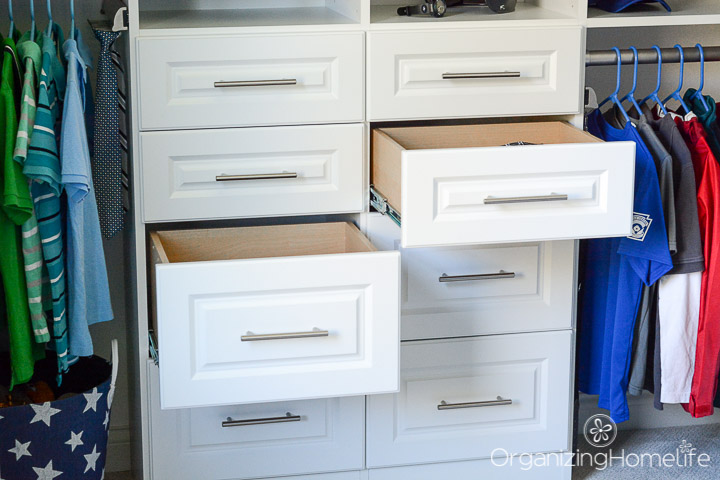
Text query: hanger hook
46 0 53 36
70 0 76 39
599 47 623 108
620 46 642 115
8 0 13 37
691 44 710 113
662 45 691 114
30 0 36 42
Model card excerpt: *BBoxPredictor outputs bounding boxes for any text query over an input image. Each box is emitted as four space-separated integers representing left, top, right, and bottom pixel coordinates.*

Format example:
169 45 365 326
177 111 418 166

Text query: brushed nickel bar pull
438 397 512 410
442 72 521 79
216 172 298 182
214 79 297 87
484 194 569 205
222 412 301 427
241 329 329 342
439 271 515 283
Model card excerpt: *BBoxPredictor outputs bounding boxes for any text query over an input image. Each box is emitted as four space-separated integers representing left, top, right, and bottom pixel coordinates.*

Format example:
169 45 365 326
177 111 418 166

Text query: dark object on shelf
396 0 516 17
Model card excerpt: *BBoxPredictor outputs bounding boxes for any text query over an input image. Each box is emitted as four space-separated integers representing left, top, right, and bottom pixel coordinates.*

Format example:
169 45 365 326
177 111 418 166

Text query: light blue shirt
61 34 114 357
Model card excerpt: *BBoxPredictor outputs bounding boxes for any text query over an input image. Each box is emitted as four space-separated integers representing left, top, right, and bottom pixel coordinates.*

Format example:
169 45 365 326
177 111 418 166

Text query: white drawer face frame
368 27 583 121
153 224 401 409
364 214 575 340
141 124 364 222
147 362 366 480
366 331 573 468
137 32 364 129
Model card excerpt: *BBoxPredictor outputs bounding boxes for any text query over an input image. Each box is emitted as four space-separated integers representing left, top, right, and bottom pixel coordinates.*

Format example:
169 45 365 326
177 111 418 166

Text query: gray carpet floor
574 424 720 479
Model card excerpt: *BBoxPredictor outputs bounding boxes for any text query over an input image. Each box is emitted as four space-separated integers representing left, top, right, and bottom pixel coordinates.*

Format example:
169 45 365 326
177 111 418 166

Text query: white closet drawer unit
366 331 572 468
150 222 400 409
371 121 635 247
147 362 365 480
365 213 574 340
368 27 582 121
141 124 363 222
137 32 364 130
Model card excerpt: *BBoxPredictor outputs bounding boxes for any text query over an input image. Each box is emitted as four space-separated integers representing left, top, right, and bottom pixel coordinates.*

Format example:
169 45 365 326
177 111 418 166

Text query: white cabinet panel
138 32 364 129
372 122 635 247
366 331 573 467
141 124 363 222
365 214 575 340
150 223 400 409
368 27 582 121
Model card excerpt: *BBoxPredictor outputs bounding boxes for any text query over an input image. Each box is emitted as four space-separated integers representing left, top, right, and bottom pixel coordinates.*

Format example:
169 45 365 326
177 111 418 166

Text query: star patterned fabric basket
0 340 118 480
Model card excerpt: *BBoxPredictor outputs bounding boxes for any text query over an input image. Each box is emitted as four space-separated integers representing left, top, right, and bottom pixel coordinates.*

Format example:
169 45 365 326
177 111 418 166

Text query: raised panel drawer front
371 121 636 247
366 331 573 467
137 32 364 130
364 214 574 340
147 362 365 480
368 27 582 121
141 124 363 222
150 222 400 409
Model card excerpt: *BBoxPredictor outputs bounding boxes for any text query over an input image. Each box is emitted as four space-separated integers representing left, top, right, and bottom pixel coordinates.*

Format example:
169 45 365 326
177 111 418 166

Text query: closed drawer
365 214 575 340
137 32 364 130
147 362 365 480
366 331 573 467
371 121 635 247
150 222 400 409
141 124 363 222
368 27 582 121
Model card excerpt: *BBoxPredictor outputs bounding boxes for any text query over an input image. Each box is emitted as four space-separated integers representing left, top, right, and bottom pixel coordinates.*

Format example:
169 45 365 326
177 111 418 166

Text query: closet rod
586 46 720 66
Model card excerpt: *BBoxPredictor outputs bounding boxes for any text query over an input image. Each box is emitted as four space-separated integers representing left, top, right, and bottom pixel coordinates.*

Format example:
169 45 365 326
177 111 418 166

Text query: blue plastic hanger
8 0 13 38
662 44 691 114
690 43 710 113
45 0 53 36
640 46 668 115
30 0 36 42
619 46 643 117
70 0 75 40
598 47 631 124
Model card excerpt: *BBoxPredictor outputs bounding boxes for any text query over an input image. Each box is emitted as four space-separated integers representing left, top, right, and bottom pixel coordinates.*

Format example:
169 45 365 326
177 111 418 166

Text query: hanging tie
92 27 124 238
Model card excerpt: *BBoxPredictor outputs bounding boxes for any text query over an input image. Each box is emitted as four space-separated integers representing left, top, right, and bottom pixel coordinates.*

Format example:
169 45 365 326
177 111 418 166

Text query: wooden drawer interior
371 121 602 214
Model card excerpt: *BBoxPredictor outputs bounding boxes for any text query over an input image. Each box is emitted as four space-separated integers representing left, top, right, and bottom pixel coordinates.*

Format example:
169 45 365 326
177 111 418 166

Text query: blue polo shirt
578 109 672 423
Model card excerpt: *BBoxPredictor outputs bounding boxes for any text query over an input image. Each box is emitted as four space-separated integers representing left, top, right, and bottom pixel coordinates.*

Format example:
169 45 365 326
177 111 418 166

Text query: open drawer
150 222 400 409
371 121 635 248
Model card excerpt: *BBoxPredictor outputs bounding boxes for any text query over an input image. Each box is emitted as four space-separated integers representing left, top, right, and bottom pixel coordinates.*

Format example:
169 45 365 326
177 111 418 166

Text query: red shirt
675 116 720 417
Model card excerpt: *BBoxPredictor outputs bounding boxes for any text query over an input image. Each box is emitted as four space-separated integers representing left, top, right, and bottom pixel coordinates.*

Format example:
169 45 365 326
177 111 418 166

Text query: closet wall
581 23 720 430
0 0 131 472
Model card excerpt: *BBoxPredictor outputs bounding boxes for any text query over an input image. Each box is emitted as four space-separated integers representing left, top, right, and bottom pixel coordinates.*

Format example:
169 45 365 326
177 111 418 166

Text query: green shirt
14 33 51 343
0 37 43 388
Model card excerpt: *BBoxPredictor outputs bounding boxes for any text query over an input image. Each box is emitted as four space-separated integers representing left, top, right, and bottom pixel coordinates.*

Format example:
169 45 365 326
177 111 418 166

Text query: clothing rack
586 46 720 66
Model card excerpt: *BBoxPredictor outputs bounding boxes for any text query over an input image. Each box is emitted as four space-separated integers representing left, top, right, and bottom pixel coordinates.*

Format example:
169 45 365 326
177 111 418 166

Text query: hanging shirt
671 113 720 418
61 35 114 358
683 89 720 160
0 36 44 388
23 29 70 379
578 108 672 423
13 32 52 344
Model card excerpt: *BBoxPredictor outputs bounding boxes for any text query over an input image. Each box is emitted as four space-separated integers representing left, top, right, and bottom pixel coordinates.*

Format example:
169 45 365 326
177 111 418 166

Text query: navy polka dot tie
92 28 124 239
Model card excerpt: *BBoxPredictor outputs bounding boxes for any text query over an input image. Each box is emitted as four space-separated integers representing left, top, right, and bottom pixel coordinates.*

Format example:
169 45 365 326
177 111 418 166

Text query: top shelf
587 0 720 28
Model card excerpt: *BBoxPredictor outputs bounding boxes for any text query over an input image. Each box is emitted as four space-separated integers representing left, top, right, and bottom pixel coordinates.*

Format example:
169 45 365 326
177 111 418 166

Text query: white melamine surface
588 0 720 28
367 27 583 121
155 238 400 409
137 32 364 130
140 124 364 222
147 362 365 480
365 214 575 340
366 331 573 467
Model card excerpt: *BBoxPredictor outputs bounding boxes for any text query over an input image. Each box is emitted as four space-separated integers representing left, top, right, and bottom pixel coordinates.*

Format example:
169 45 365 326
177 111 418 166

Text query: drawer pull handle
439 271 515 283
438 397 513 410
484 194 569 205
216 172 298 182
442 72 521 80
241 329 329 342
222 412 301 427
214 79 298 88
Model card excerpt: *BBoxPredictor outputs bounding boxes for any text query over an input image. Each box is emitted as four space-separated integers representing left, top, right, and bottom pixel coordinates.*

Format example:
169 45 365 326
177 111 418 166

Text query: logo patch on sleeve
628 213 652 242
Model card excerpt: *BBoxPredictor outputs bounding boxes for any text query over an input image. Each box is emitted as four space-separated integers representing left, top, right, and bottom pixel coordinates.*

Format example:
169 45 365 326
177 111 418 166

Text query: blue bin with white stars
0 340 118 480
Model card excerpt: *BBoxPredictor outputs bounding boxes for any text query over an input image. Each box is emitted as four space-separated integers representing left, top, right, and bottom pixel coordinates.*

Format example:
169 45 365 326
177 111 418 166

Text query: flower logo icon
679 440 694 454
583 414 617 448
